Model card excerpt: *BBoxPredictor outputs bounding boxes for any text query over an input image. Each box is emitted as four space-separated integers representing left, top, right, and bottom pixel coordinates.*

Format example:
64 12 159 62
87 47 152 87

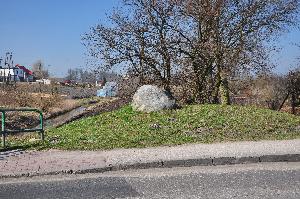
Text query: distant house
0 64 34 82
0 67 24 82
36 79 51 85
16 64 34 82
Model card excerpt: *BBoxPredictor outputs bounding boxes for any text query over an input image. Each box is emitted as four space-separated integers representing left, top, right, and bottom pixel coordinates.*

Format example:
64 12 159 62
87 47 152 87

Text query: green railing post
1 111 6 148
0 108 44 148
39 111 44 141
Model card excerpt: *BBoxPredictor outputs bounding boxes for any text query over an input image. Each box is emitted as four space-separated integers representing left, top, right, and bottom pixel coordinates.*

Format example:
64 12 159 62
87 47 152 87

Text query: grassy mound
7 104 300 150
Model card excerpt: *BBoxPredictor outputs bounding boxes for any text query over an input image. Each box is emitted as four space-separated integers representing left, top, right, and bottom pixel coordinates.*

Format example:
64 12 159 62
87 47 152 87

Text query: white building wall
0 68 15 76
0 68 24 81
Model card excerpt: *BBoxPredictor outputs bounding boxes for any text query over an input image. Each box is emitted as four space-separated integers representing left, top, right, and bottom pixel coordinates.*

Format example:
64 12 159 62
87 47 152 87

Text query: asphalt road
0 162 299 199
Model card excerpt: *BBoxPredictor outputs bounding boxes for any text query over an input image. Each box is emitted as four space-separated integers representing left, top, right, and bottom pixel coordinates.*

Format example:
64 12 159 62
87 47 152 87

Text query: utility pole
3 52 14 84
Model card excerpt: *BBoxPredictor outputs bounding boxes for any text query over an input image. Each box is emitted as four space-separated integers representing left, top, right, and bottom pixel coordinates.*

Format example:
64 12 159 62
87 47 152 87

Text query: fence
0 108 44 148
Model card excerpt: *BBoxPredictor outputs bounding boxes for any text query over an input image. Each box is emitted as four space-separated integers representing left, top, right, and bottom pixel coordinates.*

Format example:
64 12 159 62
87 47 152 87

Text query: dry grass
1 84 63 130
0 85 62 112
46 99 81 118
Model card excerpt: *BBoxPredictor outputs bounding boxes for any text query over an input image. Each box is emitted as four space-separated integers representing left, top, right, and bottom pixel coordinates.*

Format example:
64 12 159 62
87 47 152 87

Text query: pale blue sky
0 0 299 77
0 0 121 77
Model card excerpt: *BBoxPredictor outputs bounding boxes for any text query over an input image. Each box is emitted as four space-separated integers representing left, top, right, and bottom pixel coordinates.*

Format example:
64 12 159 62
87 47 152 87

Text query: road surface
0 162 299 199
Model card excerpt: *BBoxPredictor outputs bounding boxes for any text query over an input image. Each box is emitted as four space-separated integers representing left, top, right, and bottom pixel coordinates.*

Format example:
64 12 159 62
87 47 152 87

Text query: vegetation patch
5 104 300 150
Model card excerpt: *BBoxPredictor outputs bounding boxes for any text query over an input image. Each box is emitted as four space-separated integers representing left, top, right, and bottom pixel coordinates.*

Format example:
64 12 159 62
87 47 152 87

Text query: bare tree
286 67 300 114
179 0 299 104
83 0 299 103
82 0 183 93
32 60 49 79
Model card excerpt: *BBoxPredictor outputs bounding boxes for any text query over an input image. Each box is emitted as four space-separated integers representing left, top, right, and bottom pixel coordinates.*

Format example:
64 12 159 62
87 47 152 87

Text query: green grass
5 104 300 150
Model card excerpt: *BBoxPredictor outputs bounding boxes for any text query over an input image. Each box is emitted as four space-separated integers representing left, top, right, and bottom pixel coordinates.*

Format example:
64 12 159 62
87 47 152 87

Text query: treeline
82 0 299 104
231 68 300 114
65 68 119 83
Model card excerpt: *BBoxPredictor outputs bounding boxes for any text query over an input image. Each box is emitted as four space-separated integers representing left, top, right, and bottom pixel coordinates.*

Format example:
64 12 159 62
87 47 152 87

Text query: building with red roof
15 64 34 82
16 64 33 75
0 64 35 82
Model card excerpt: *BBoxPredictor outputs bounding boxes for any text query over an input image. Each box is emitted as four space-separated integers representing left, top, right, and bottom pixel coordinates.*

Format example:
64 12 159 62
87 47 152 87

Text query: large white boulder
132 85 175 112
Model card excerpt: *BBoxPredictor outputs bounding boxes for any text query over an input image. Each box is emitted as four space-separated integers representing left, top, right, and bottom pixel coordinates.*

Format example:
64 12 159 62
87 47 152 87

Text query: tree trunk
278 93 289 111
212 66 221 104
219 72 230 105
192 62 203 102
291 92 296 114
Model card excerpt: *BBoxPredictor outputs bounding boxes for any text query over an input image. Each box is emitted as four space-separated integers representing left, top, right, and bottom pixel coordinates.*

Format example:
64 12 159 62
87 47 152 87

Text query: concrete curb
1 153 299 179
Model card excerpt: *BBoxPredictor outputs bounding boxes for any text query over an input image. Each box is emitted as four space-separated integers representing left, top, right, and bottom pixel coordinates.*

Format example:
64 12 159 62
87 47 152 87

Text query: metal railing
0 108 44 148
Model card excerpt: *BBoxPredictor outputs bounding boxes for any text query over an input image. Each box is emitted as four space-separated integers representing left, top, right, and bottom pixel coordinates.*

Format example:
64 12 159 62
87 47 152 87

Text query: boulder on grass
132 85 176 113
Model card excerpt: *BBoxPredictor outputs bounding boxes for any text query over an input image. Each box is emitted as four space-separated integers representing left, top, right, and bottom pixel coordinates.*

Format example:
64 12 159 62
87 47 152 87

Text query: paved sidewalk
0 139 299 178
